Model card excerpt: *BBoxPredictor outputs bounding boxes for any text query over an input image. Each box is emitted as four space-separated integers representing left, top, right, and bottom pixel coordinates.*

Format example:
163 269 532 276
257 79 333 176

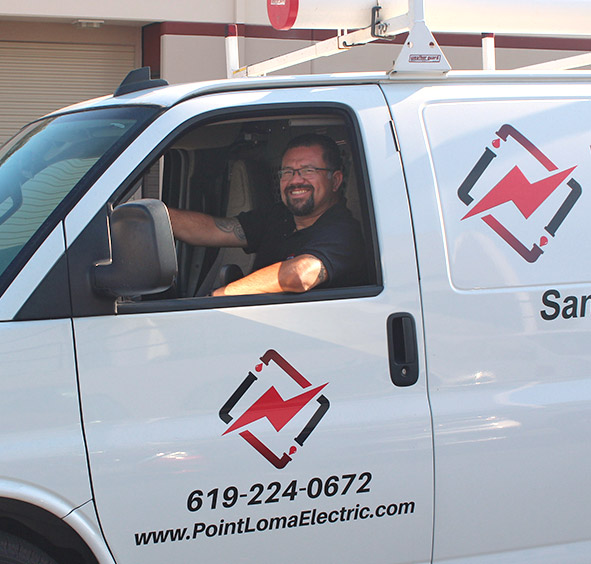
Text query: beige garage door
0 41 136 145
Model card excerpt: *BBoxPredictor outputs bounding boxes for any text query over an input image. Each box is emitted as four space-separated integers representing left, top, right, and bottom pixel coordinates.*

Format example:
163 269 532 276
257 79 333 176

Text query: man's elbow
279 255 327 293
282 273 314 293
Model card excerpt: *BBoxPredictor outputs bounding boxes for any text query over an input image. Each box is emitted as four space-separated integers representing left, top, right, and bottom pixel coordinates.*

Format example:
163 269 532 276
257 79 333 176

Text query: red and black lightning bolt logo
219 350 329 469
458 124 582 263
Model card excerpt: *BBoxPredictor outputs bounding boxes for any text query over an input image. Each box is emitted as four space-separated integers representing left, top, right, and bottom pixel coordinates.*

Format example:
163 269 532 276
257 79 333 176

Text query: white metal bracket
225 24 241 79
481 33 496 70
392 20 451 73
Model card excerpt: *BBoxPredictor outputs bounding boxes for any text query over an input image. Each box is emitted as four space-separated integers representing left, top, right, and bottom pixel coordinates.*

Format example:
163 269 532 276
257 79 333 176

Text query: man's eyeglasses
278 166 334 181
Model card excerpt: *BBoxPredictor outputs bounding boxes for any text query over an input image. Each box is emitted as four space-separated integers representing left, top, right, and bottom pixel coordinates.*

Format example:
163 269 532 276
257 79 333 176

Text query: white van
1 8 591 564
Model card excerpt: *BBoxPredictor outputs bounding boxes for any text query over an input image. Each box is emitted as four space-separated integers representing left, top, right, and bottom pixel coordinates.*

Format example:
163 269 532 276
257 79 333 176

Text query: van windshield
0 105 158 284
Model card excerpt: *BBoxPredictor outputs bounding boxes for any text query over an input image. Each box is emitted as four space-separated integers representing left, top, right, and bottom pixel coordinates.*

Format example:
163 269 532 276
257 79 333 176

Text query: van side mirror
93 199 177 296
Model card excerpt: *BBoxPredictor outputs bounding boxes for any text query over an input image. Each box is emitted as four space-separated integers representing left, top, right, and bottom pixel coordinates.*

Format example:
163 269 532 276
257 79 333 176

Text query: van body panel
383 79 591 562
0 318 92 510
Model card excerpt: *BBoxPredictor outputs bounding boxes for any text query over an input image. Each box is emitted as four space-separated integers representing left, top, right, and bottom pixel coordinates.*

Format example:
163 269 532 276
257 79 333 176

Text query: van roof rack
226 0 591 78
229 0 450 78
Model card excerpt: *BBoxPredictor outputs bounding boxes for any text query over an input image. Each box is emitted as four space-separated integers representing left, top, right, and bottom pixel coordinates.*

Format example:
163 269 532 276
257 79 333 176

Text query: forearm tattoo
317 262 328 284
214 217 246 242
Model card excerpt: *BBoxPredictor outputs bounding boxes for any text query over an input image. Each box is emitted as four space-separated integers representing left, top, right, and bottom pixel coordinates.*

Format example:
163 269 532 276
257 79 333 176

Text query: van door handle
387 313 419 387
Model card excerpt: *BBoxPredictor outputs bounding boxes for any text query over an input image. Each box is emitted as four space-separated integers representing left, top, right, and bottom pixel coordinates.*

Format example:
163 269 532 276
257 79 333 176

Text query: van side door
384 80 591 563
68 85 434 564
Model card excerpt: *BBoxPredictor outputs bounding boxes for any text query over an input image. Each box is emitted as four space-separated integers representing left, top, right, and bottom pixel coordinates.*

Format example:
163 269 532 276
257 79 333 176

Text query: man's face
280 144 342 220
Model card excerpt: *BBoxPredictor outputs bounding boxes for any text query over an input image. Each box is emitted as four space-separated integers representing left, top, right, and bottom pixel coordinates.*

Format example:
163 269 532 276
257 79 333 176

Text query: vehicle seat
196 158 272 296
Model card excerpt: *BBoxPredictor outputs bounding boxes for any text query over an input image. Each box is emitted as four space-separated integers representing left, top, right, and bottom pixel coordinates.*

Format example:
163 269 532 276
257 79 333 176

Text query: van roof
49 69 591 117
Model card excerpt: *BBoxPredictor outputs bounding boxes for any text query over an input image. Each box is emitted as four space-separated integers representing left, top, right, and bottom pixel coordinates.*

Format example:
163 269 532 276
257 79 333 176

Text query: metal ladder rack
225 0 591 78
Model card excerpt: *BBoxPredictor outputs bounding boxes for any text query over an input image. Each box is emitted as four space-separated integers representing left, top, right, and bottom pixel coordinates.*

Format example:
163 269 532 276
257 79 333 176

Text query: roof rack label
409 54 442 63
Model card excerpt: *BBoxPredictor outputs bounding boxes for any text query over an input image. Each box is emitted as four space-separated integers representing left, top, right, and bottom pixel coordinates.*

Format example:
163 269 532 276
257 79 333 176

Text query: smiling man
168 133 366 296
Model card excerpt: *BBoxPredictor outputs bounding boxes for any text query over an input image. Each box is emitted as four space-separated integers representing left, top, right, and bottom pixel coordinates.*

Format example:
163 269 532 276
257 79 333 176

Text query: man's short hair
284 133 343 172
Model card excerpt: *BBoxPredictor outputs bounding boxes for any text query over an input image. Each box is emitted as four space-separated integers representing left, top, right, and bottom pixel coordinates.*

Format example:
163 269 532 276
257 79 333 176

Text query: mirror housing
93 199 177 296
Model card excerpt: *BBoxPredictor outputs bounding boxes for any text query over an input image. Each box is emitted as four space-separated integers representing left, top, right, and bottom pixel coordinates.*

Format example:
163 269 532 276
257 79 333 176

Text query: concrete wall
0 0 268 25
0 19 141 53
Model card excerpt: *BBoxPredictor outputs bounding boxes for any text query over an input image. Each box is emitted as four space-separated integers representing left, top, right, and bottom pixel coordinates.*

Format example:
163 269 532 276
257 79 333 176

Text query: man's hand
212 254 327 296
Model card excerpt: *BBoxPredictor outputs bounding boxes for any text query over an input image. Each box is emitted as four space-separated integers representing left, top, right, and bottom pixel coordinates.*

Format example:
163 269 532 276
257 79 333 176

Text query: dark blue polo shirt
237 200 367 288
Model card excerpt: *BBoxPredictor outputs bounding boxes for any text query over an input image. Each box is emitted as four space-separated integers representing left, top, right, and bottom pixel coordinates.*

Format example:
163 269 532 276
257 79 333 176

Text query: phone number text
187 472 372 513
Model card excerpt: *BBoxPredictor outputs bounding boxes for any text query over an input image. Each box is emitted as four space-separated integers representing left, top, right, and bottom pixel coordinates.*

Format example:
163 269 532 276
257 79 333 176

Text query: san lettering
540 289 591 321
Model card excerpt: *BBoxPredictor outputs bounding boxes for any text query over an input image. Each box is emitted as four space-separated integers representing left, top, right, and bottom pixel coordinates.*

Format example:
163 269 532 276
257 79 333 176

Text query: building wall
0 0 268 26
0 2 590 141
0 20 140 143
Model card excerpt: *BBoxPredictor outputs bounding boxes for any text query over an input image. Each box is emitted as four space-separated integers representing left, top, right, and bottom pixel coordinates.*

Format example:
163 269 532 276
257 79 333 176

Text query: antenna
114 67 168 97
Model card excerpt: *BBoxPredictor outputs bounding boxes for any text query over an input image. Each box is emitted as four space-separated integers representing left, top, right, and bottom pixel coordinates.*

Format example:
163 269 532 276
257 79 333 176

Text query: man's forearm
168 208 247 247
212 254 327 296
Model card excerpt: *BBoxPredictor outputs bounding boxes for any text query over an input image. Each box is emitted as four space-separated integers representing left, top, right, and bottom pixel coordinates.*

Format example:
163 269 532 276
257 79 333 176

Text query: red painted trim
434 32 591 51
226 23 239 37
151 21 326 41
142 23 162 77
495 35 591 51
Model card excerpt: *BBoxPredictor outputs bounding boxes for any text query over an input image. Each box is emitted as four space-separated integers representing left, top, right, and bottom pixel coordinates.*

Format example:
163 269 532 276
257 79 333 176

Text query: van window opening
123 110 380 306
